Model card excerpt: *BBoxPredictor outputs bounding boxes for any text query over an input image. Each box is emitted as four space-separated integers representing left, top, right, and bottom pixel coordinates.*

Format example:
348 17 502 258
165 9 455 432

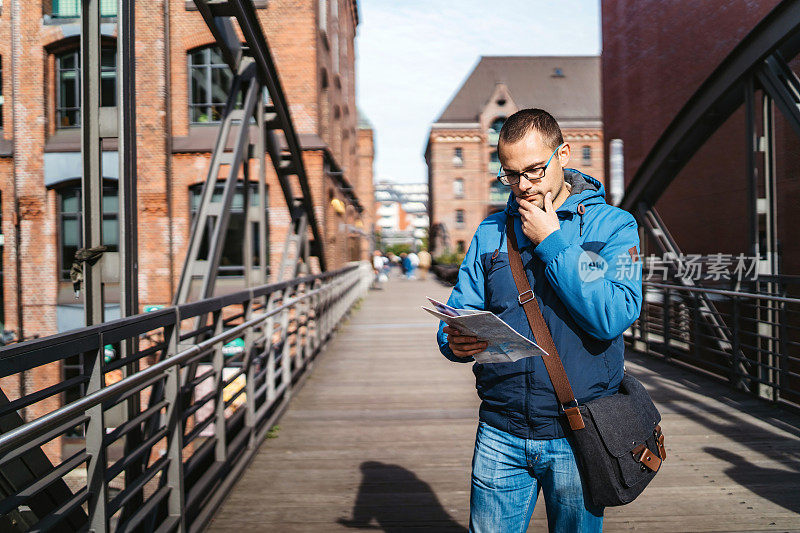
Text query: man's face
498 130 570 210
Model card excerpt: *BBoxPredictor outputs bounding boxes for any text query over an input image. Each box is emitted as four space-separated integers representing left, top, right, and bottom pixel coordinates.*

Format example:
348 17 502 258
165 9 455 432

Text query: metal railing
0 263 372 532
625 276 800 411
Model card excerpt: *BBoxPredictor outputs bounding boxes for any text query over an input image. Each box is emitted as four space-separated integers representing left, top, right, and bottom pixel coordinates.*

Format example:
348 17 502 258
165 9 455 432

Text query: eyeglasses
496 143 564 186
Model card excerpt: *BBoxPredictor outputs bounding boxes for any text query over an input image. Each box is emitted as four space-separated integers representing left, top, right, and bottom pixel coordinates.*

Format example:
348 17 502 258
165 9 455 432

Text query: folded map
423 297 548 364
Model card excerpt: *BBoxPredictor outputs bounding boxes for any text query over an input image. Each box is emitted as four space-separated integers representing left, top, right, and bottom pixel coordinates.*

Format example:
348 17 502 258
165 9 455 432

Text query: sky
355 0 601 184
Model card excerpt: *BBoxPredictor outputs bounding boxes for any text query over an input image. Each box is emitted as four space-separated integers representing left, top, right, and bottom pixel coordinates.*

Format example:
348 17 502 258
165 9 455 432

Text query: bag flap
584 374 661 457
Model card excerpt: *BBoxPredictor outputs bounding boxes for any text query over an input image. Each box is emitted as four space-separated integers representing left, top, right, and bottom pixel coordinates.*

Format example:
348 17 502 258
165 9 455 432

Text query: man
418 249 432 280
407 251 419 279
436 109 643 532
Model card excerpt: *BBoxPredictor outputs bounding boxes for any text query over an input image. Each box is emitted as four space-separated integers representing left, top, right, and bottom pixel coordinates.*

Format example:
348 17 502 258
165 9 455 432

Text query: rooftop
434 56 601 124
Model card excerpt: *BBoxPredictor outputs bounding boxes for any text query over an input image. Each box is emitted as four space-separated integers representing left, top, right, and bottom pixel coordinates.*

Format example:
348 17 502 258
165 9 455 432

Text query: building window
488 150 501 175
331 29 340 74
453 147 463 167
454 178 464 198
52 0 117 18
582 145 591 166
189 181 268 276
455 209 465 227
489 180 507 205
330 0 340 73
0 57 3 130
189 46 240 124
489 117 505 134
58 184 119 280
56 48 116 129
319 0 327 34
457 240 465 254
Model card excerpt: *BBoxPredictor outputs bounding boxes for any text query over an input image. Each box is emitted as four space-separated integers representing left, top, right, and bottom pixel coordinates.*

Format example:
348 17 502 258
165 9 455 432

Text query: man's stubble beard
516 179 566 210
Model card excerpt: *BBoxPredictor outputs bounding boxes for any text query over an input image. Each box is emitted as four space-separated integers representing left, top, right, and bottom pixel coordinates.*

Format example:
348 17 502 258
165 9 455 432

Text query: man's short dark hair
498 108 564 151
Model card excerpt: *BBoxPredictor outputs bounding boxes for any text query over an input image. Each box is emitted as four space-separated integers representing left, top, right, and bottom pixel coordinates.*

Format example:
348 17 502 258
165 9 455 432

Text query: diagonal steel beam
620 0 800 212
174 60 261 305
215 0 326 269
757 52 800 139
637 205 752 391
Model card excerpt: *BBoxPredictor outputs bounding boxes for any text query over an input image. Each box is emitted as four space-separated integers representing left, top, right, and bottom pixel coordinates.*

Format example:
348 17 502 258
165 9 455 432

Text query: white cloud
356 0 601 183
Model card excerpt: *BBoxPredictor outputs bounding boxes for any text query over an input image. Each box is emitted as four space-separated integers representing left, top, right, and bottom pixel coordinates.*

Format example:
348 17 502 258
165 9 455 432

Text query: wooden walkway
208 276 800 532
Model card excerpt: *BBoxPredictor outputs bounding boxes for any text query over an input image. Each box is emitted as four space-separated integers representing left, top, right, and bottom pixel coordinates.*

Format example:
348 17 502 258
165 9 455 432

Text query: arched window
453 147 463 167
489 117 505 134
57 182 119 279
189 181 268 276
189 46 239 124
56 47 116 128
582 145 592 166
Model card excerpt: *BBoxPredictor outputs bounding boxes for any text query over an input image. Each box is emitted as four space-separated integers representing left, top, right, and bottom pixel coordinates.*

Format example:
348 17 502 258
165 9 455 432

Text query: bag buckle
654 425 667 461
632 444 662 472
561 399 585 430
518 290 534 305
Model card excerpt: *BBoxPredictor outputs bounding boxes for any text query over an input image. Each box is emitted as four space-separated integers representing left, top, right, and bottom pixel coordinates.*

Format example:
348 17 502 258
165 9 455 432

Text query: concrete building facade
426 56 604 256
374 181 428 249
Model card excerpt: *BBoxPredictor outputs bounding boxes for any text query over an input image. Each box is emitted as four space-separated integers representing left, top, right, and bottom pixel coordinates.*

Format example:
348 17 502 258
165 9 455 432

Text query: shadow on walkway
337 461 467 532
626 353 800 514
704 447 800 514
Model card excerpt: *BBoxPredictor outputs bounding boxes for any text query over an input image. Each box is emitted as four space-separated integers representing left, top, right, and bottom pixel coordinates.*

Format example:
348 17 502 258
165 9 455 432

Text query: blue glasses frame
497 143 564 186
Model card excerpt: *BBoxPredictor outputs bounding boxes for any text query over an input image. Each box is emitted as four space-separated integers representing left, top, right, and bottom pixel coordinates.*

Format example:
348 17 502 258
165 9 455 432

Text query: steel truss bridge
621 0 800 409
1 0 800 531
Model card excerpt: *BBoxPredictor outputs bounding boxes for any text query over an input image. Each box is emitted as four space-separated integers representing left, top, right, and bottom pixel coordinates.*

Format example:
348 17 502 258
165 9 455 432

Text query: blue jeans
470 421 603 533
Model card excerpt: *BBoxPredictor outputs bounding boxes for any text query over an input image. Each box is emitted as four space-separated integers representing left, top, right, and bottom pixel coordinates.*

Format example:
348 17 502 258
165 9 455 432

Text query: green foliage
384 243 412 256
266 425 280 439
434 251 465 266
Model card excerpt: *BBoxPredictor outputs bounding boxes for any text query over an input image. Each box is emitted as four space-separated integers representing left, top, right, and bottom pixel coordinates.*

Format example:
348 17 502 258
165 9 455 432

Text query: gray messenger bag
506 218 666 507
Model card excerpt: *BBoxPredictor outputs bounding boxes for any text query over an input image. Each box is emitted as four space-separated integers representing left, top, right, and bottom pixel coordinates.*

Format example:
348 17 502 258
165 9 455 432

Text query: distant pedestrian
400 253 409 278
407 252 419 279
372 251 387 285
418 250 431 280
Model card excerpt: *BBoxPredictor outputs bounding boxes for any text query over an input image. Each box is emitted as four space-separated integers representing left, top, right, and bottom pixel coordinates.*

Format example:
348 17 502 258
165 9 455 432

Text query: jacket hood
504 168 606 217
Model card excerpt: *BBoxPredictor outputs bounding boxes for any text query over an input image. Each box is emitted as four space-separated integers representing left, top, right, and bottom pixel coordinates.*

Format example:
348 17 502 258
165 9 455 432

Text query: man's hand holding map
423 298 548 364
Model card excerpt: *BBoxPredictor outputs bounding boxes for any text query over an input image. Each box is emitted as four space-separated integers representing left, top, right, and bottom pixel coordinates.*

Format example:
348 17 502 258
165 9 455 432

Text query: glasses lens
528 168 546 180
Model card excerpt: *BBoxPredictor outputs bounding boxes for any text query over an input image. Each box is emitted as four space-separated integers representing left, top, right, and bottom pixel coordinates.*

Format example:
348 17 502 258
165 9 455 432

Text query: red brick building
0 0 373 456
425 56 604 256
601 0 797 269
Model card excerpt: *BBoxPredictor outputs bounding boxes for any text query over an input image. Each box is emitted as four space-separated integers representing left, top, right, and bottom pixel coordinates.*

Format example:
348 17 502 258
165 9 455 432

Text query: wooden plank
207 277 800 532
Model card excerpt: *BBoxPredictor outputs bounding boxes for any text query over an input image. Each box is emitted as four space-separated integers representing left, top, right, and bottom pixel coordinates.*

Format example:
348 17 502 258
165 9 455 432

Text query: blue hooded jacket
437 169 643 439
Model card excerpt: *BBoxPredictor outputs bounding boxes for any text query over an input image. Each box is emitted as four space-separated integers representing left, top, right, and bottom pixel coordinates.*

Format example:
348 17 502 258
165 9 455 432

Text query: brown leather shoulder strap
506 216 584 430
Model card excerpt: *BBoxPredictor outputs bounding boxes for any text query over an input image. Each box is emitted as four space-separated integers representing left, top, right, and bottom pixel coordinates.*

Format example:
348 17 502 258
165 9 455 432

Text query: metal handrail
630 276 800 412
0 275 344 455
644 281 800 305
0 262 373 532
